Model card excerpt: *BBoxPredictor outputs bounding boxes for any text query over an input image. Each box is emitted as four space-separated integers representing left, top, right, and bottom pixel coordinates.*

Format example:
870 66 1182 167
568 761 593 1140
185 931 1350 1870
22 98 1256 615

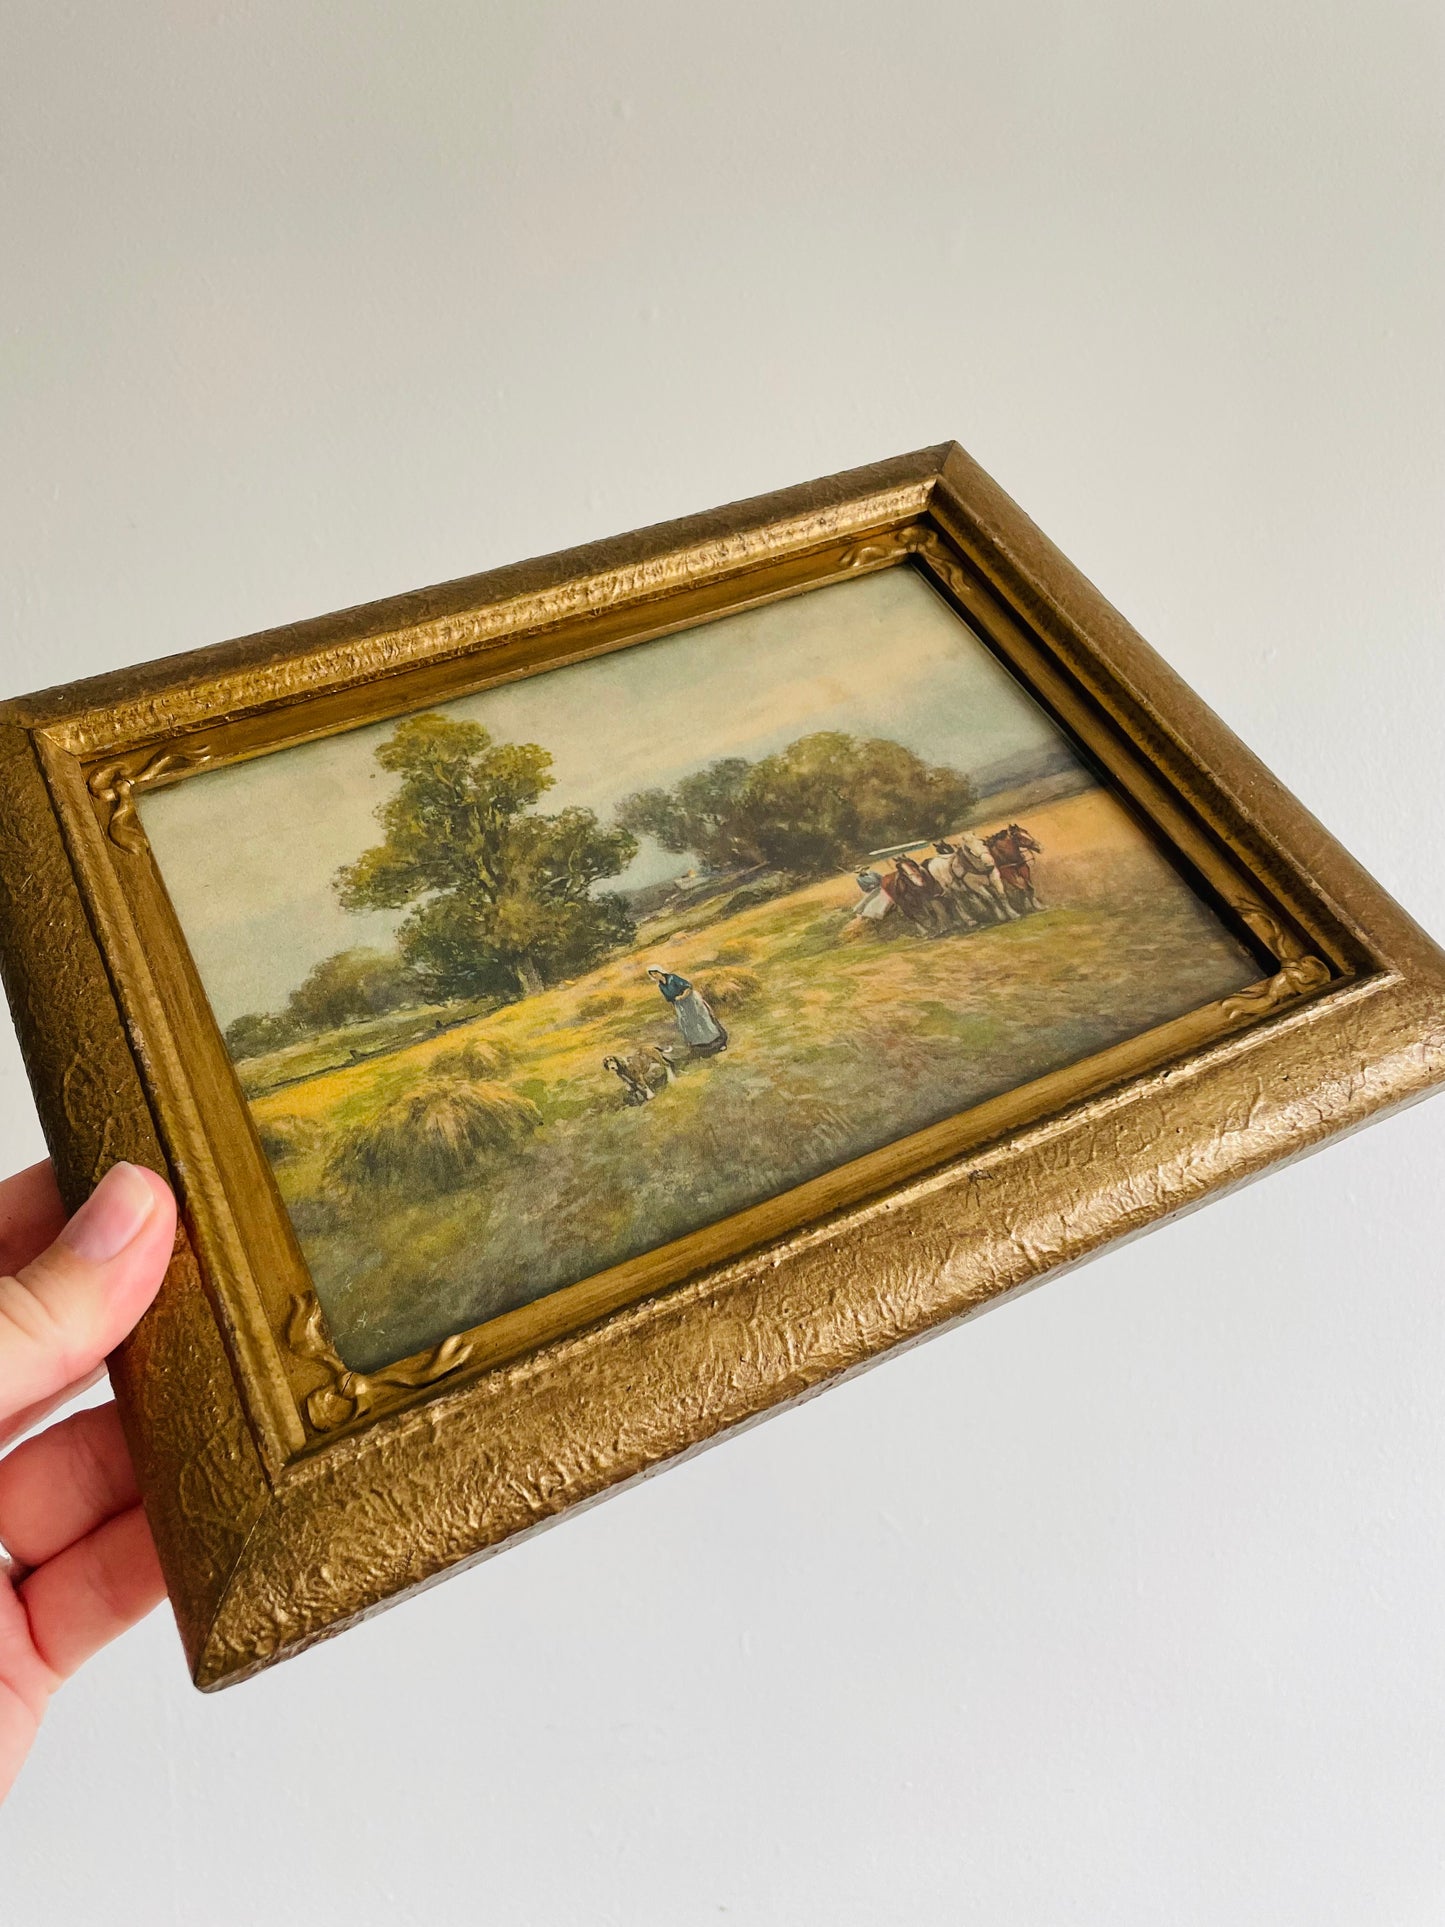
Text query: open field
249 785 1262 1370
234 995 498 1100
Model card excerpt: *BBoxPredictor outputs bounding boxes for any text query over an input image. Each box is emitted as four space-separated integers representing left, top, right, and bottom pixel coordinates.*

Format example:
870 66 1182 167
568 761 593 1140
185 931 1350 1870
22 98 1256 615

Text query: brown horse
984 823 1042 914
890 853 953 933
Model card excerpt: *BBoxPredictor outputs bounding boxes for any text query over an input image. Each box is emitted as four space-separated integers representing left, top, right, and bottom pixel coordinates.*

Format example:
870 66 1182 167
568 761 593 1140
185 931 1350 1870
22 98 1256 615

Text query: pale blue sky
141 568 1076 1024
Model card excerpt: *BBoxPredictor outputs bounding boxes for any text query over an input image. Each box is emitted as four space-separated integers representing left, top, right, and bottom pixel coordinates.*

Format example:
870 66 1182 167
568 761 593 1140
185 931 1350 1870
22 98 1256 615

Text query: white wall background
2 4 1443 1921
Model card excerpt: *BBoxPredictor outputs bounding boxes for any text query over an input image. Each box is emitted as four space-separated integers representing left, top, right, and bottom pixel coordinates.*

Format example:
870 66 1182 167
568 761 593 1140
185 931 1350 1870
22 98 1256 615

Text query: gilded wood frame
1 442 1441 1688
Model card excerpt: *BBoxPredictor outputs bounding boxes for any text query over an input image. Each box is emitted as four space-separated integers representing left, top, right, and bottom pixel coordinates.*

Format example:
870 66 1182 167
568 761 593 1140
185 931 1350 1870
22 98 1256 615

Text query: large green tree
617 732 975 878
335 713 638 999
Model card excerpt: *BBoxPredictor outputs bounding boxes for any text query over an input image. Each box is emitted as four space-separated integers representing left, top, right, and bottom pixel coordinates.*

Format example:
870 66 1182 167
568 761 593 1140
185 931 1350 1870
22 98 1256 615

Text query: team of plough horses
849 823 1043 937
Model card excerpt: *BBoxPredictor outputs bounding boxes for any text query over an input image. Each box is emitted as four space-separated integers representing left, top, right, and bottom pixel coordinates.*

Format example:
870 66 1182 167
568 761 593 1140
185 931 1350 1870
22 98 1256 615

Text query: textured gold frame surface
1 443 1441 1689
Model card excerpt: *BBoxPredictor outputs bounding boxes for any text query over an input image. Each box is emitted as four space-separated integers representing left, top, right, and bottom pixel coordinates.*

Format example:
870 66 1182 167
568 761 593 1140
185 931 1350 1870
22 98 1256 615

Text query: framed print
2 442 1442 1688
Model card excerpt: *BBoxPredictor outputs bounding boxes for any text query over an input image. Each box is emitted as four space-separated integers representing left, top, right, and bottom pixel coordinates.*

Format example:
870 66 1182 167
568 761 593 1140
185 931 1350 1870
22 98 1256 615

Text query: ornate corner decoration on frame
286 1296 473 1433
87 745 213 853
1 441 1441 1689
1220 896 1332 1017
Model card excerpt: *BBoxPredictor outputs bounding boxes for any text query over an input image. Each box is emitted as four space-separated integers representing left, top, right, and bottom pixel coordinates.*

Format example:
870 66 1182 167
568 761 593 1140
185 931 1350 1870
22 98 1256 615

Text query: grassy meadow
248 785 1261 1370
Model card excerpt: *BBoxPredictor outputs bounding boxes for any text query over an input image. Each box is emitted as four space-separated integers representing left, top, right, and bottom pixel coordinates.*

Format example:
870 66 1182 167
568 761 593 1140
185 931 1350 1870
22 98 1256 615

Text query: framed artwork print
1 442 1442 1688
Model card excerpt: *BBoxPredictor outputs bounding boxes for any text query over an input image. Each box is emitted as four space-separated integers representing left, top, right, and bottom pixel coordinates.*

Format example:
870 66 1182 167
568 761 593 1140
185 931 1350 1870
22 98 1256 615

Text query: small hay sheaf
431 1035 513 1080
696 967 762 1011
577 988 628 1019
255 1114 328 1163
327 1076 542 1193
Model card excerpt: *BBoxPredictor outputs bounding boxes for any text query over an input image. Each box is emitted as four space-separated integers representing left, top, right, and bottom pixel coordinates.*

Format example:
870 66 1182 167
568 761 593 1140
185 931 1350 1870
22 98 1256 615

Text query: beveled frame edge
2 443 1443 1689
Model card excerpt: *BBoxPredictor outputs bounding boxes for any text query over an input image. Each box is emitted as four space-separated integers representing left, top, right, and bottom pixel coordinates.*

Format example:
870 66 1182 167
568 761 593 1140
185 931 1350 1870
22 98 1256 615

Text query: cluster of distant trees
617 731 975 879
224 714 975 1059
223 947 418 1059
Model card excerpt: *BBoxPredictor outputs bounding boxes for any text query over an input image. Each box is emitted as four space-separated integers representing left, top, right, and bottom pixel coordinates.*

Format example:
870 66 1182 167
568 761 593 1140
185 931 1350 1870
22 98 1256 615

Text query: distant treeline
223 947 422 1059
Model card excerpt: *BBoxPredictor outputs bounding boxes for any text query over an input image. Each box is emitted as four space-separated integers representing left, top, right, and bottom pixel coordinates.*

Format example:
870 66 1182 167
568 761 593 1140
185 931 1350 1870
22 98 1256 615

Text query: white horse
927 836 1014 925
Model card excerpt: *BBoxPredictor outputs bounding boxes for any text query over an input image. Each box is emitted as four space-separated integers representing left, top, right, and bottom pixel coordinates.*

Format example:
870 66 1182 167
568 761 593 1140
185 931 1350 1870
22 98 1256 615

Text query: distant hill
956 738 1098 830
969 736 1089 801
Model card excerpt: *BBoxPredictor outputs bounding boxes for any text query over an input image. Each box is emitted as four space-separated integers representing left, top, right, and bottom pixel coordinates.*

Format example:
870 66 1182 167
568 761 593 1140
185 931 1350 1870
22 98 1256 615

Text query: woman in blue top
646 966 728 1055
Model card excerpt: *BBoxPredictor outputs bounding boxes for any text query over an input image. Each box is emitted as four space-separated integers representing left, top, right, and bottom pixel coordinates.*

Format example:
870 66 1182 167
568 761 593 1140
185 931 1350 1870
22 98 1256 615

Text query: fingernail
59 1163 159 1263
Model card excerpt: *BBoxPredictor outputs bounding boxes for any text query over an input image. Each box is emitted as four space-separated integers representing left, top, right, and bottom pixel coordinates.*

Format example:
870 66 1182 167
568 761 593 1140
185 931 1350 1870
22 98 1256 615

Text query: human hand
0 1159 176 1803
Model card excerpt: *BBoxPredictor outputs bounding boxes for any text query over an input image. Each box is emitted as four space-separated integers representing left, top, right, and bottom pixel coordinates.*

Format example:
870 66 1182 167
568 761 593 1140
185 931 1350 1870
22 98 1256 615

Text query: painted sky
141 568 1078 1024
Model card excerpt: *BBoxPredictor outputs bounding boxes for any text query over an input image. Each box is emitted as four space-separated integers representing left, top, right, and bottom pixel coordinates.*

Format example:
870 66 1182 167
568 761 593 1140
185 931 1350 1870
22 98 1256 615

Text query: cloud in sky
141 568 1070 1024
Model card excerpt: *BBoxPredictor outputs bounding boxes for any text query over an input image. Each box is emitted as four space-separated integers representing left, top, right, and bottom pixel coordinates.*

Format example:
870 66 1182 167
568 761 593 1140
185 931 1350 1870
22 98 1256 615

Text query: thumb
0 1163 176 1438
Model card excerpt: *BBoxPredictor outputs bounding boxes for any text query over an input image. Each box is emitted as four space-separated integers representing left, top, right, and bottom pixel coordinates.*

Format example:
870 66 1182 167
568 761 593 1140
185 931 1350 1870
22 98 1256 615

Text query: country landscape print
140 568 1262 1370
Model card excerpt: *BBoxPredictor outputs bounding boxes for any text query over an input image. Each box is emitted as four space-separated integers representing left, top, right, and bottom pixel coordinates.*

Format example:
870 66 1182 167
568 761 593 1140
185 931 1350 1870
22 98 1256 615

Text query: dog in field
602 1046 679 1106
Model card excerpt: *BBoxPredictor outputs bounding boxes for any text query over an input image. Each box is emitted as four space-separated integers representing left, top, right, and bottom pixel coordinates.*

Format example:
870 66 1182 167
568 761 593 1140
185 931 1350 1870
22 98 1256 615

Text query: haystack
327 1076 541 1193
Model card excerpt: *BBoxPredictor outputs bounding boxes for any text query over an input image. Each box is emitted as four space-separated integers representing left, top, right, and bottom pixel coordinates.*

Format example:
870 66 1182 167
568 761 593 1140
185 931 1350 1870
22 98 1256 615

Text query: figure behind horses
983 823 1042 915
